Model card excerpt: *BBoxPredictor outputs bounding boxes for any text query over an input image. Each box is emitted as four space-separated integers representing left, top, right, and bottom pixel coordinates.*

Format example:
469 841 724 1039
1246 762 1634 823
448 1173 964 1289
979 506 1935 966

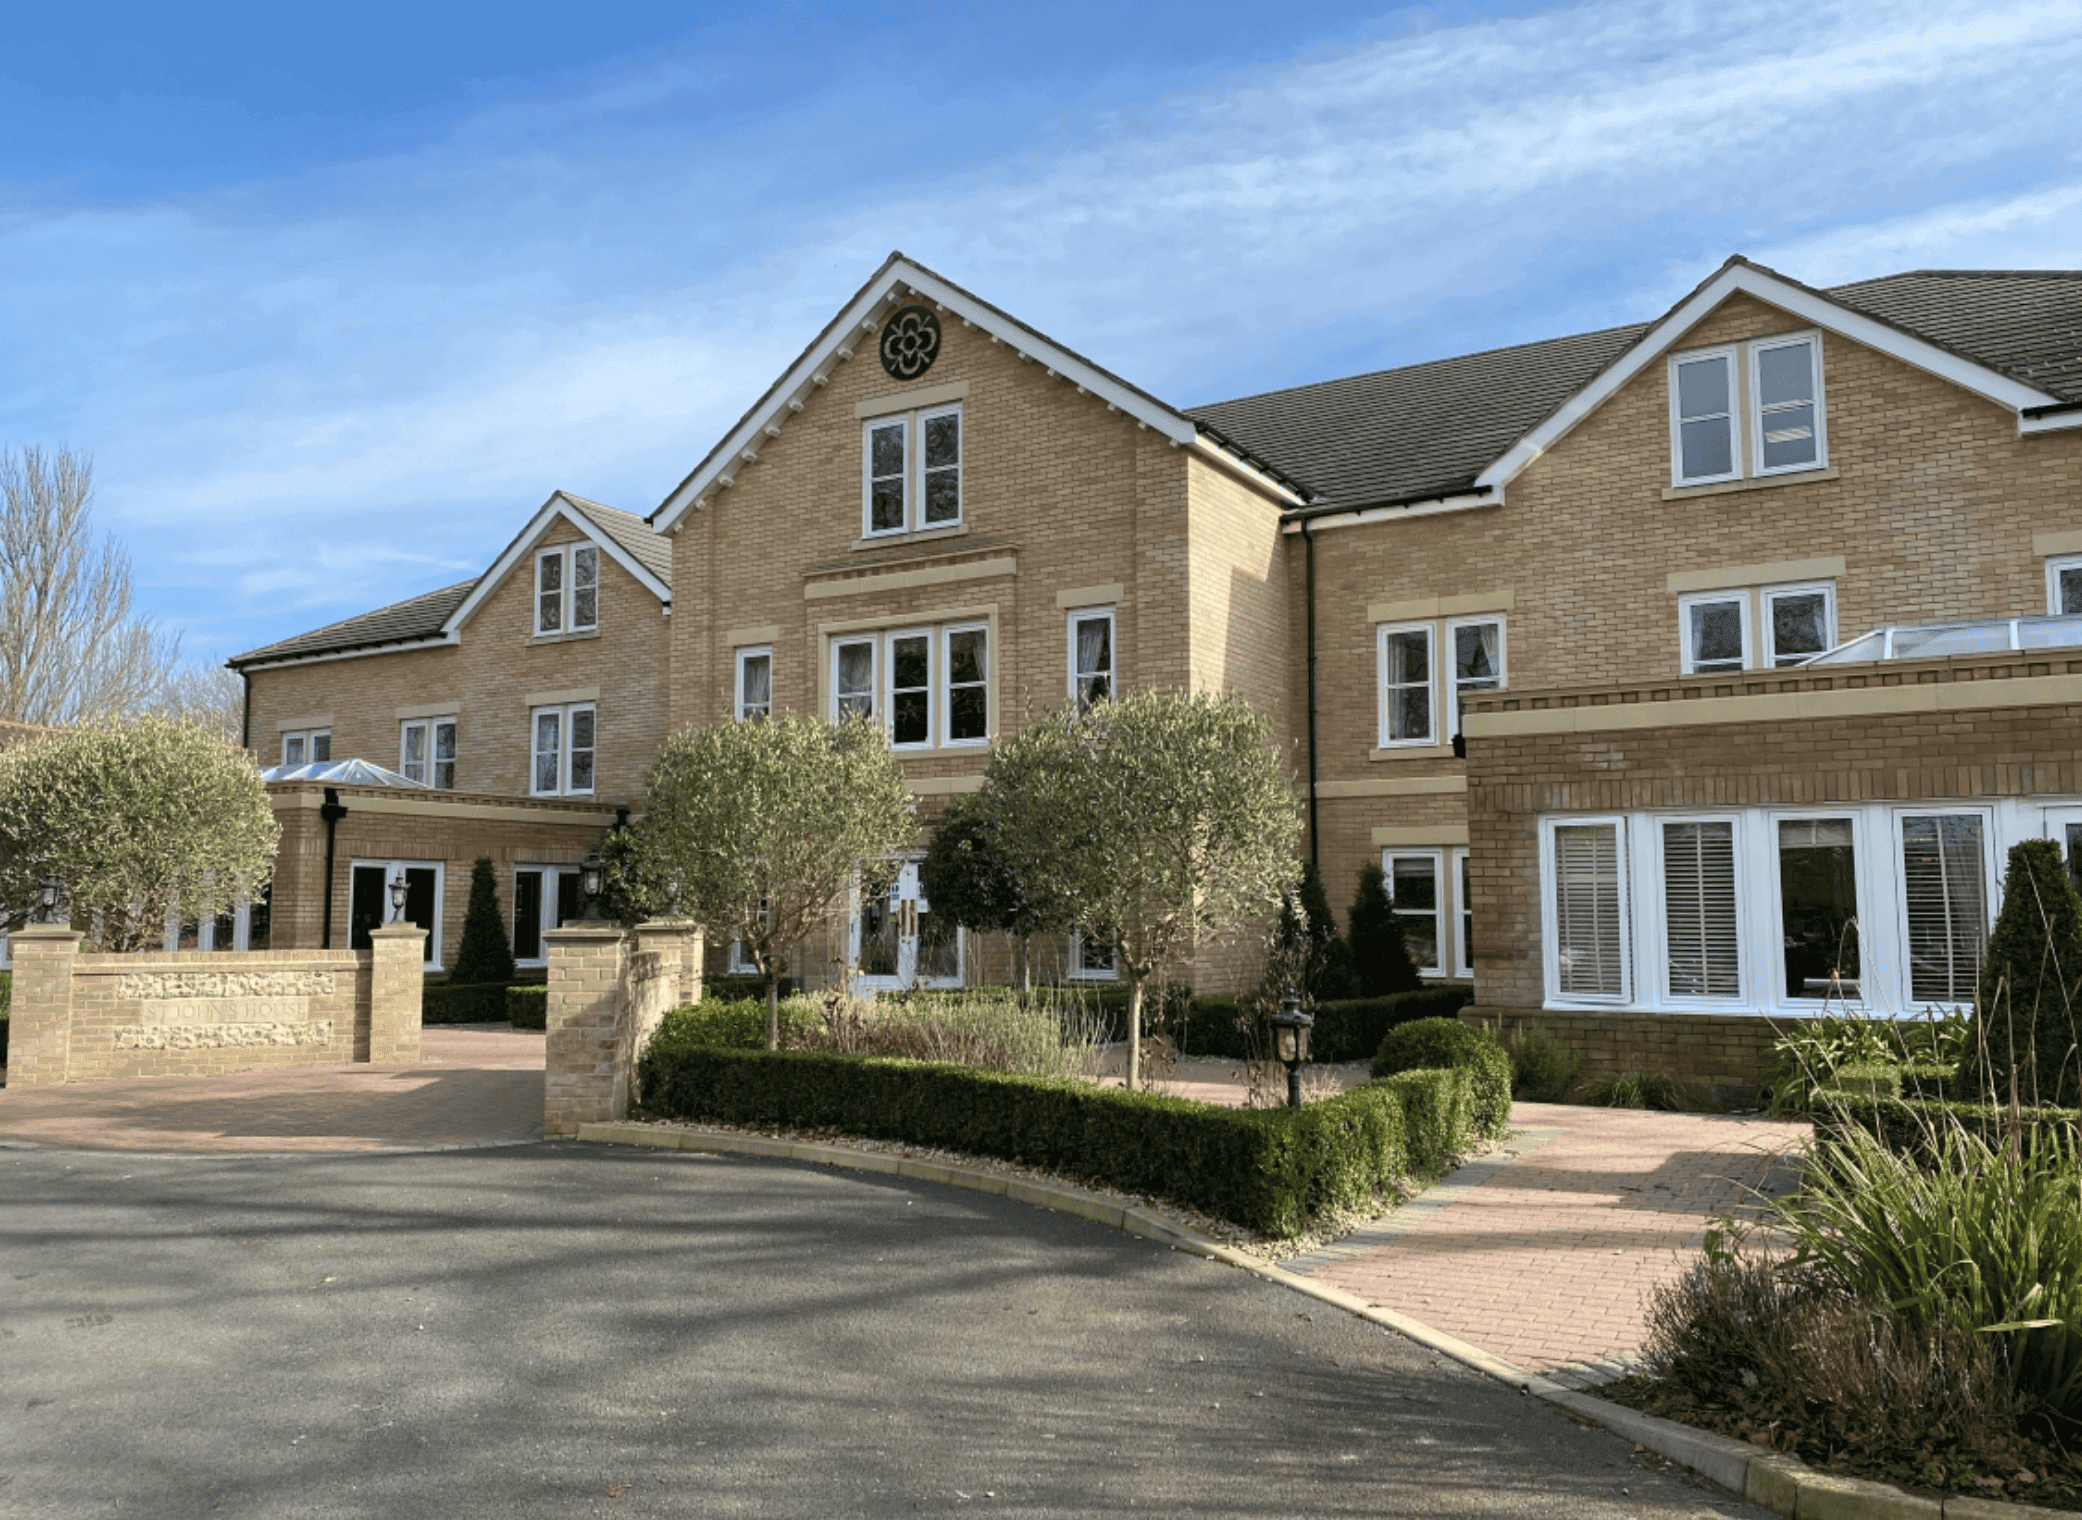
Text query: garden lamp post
37 871 61 925
580 851 606 922
1270 989 1314 1110
387 871 407 923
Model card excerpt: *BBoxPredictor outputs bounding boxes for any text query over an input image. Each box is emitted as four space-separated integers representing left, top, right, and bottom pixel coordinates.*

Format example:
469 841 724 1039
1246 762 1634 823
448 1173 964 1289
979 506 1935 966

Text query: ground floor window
1070 927 1117 982
1537 802 2013 1015
349 859 444 968
1378 849 1478 981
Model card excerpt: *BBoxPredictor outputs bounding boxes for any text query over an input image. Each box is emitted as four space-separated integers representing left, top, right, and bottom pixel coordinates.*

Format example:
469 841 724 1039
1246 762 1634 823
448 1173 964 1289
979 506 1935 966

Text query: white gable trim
652 258 1221 533
442 493 670 636
1474 263 2064 493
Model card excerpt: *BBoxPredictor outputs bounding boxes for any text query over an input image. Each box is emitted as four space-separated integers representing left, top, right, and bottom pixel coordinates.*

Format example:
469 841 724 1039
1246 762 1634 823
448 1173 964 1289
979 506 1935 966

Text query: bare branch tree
0 445 181 725
157 663 247 744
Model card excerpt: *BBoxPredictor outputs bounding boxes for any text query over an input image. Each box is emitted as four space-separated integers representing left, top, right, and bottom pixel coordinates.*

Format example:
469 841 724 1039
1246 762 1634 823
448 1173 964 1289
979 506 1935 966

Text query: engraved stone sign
113 969 338 1051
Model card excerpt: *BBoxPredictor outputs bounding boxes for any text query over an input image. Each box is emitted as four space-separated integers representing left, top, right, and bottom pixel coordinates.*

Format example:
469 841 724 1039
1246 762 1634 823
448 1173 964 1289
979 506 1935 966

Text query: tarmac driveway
0 1141 1770 1519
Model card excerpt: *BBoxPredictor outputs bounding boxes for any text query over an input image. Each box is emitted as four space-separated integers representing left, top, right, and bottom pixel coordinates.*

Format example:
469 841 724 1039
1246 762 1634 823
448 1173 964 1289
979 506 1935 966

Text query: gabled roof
650 252 1308 531
1189 258 2082 519
439 490 671 638
229 579 478 670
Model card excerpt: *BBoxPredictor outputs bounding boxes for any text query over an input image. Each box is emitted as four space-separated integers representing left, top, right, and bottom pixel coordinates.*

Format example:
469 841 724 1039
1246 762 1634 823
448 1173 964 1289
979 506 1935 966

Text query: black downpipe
320 787 348 948
1302 518 1320 868
239 670 251 752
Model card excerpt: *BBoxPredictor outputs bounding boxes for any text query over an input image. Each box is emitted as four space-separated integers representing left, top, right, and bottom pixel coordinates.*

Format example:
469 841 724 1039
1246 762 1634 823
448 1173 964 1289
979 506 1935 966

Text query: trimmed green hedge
704 974 798 1002
635 1042 1479 1238
1179 985 1476 1062
1816 1090 2082 1163
652 997 822 1049
1371 1017 1512 1136
421 981 511 1025
507 985 547 1030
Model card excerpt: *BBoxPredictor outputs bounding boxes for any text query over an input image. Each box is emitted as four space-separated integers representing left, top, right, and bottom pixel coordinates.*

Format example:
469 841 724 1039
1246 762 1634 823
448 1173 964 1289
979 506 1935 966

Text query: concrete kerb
572 1120 2078 1520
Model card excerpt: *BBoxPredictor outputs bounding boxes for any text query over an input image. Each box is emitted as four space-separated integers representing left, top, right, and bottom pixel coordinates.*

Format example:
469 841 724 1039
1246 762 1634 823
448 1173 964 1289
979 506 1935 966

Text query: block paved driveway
0 1025 544 1153
1 1140 1772 1519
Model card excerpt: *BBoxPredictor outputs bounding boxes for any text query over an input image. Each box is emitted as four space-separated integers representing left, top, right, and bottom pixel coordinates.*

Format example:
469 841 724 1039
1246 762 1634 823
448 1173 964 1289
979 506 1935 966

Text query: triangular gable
1473 256 2070 494
442 491 672 637
651 252 1306 532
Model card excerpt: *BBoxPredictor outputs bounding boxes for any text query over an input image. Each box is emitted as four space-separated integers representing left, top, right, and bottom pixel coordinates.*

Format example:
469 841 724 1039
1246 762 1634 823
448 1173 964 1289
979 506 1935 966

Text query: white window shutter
1901 815 1987 1005
1553 823 1626 998
1662 822 1738 998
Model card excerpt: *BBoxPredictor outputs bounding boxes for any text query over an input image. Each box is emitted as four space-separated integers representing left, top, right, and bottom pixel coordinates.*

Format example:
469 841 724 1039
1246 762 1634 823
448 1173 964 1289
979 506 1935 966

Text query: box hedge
1816 1090 2082 1163
1371 1017 1512 1137
420 981 512 1025
1177 985 1475 1063
507 985 548 1030
634 1040 1479 1238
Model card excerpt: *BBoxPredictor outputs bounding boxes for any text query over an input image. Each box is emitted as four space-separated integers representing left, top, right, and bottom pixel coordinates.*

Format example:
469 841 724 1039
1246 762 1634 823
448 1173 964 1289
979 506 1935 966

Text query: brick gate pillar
6 926 82 1088
367 923 426 1065
542 924 628 1138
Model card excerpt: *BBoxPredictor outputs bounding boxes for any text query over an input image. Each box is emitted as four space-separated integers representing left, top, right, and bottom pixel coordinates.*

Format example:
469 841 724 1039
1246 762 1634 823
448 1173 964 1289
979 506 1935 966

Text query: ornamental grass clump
801 987 1107 1079
1762 1006 1969 1117
1577 1069 1694 1112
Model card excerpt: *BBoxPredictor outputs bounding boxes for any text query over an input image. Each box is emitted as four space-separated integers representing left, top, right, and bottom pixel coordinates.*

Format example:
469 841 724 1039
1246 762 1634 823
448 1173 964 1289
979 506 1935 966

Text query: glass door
852 861 962 991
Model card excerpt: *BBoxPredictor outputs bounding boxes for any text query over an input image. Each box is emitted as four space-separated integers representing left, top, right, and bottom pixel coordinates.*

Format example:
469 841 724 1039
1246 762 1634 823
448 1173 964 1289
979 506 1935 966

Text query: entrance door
2047 807 2082 899
852 861 962 991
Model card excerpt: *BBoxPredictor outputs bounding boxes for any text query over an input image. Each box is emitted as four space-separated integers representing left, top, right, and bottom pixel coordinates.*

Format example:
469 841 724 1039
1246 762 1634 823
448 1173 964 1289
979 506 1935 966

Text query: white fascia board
1280 492 1496 534
1473 264 2063 492
441 494 669 636
238 634 460 674
1187 434 1306 506
652 259 1203 533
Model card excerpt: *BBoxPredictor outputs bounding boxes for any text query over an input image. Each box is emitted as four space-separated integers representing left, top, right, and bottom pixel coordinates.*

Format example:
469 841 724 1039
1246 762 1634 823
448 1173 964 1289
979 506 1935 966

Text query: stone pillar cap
369 922 427 936
12 924 83 942
543 924 626 940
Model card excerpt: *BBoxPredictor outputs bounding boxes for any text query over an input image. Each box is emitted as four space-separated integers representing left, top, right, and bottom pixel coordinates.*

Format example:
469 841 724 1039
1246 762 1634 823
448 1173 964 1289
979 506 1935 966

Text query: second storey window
535 544 599 635
1378 624 1434 746
282 729 330 766
1680 582 1834 674
531 703 596 796
400 717 457 789
2049 554 2082 615
1069 608 1114 712
830 624 989 746
862 405 962 537
736 647 772 722
1680 592 1747 674
1447 618 1504 737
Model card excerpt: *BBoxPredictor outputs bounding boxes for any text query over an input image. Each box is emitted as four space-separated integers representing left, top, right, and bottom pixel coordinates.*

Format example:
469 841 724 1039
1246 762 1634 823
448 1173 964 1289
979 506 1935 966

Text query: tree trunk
1125 971 1143 1092
1015 932 1031 997
765 967 781 1052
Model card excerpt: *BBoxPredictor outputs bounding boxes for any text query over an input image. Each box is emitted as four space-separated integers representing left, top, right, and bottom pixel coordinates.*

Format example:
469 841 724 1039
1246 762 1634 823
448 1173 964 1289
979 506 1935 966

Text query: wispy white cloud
5 0 2081 657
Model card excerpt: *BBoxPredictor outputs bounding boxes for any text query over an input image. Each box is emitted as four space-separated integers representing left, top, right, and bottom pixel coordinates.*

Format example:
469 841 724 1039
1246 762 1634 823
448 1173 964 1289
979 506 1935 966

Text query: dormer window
862 404 962 537
1669 333 1826 487
535 545 599 635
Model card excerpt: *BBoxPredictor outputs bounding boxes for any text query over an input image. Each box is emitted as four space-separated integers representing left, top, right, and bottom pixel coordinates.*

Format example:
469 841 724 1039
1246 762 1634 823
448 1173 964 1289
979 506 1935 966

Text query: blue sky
4 0 2080 667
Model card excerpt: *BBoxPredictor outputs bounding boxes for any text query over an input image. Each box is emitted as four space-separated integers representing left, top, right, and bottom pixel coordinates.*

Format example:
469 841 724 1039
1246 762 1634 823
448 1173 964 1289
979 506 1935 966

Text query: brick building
231 253 2082 1081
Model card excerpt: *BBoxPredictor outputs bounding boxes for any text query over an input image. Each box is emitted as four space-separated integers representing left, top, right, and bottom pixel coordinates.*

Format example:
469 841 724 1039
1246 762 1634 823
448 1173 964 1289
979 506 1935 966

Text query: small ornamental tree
980 689 1301 1091
449 857 516 986
917 792 1063 994
1349 861 1423 998
1962 838 2082 1107
0 716 278 949
629 713 915 1050
1276 859 1358 1003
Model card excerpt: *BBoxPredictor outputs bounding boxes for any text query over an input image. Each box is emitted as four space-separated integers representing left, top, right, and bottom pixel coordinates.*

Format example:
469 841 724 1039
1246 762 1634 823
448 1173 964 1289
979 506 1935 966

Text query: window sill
1369 743 1457 761
1662 465 1838 502
894 740 995 758
526 627 602 647
851 522 969 553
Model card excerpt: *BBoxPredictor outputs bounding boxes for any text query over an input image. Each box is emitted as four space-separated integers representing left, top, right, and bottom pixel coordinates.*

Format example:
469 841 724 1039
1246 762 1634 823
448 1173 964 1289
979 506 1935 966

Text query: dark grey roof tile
229 579 478 667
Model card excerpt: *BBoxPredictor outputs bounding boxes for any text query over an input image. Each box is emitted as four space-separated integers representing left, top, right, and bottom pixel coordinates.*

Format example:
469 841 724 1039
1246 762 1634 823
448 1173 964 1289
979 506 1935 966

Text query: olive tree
917 791 1064 994
630 713 915 1049
980 689 1301 1090
0 716 279 949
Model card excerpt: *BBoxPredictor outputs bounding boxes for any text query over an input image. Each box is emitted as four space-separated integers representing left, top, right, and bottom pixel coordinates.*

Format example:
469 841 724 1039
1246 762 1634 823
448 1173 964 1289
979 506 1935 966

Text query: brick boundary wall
542 918 703 1138
5 923 424 1087
1460 1005 1820 1106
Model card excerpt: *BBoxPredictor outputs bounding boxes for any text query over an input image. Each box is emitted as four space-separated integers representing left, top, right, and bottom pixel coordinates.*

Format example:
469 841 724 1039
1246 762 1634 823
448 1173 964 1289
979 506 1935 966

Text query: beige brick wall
244 513 668 804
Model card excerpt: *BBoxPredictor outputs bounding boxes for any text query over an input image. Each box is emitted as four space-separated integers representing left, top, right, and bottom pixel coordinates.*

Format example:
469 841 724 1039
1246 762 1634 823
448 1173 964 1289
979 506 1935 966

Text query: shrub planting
449 857 516 987
1578 1069 1694 1112
1348 862 1422 997
1371 1017 1511 1136
1962 838 2082 1108
1763 1007 1970 1117
420 982 511 1025
1183 986 1473 1063
507 985 548 1029
1500 1021 1577 1102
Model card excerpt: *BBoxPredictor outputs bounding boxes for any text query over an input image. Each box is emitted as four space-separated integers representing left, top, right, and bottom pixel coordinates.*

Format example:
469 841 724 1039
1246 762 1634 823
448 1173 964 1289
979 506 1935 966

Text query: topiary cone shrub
1349 862 1422 998
449 856 516 988
1961 839 2082 1107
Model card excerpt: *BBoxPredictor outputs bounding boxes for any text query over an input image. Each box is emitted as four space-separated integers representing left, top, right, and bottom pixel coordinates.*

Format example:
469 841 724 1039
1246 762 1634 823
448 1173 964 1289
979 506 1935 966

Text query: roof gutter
1280 485 1497 533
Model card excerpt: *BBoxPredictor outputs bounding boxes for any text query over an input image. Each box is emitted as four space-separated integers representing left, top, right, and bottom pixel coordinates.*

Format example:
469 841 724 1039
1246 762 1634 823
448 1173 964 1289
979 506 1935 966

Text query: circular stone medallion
879 305 942 381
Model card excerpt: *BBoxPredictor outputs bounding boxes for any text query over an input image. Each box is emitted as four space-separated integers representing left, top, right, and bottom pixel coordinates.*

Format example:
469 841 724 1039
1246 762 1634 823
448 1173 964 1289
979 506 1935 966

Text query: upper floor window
531 703 596 796
736 647 772 722
400 717 457 789
829 623 989 747
1679 582 1834 674
2049 554 2082 616
1669 333 1826 487
1377 615 1507 747
1069 608 1115 712
282 729 330 766
535 544 599 635
862 404 962 538
1378 624 1434 746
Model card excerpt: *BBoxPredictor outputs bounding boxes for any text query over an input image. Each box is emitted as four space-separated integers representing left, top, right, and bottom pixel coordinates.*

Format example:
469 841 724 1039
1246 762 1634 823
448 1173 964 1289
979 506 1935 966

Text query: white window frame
1540 816 1632 1007
1766 810 1870 1010
1377 622 1436 748
1646 814 1747 1007
529 702 597 797
280 728 331 766
860 404 964 539
862 414 909 539
885 627 935 750
1381 849 1446 979
735 646 773 723
510 864 583 968
1892 807 1997 1011
941 622 990 746
399 716 458 789
1762 582 1835 668
534 543 600 635
350 857 446 970
2048 553 2082 617
830 624 990 748
1678 591 1750 675
1668 345 1741 487
1068 927 1118 983
833 637 877 724
916 403 964 530
1444 616 1506 740
1748 332 1828 478
1451 847 1473 980
1067 606 1116 712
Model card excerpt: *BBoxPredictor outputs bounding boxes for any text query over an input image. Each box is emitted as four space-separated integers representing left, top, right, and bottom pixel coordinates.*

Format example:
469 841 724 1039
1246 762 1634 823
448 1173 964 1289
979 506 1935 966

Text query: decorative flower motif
879 305 942 380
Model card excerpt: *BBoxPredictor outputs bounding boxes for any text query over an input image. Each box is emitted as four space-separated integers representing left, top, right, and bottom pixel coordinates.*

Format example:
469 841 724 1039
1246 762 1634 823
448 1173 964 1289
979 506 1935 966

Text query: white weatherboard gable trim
1474 262 2063 493
652 256 1238 534
441 493 670 636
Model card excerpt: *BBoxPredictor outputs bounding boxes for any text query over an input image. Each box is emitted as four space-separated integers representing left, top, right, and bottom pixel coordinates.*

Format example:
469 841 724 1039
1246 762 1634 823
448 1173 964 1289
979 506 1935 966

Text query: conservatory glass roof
1804 613 2082 665
258 757 428 787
